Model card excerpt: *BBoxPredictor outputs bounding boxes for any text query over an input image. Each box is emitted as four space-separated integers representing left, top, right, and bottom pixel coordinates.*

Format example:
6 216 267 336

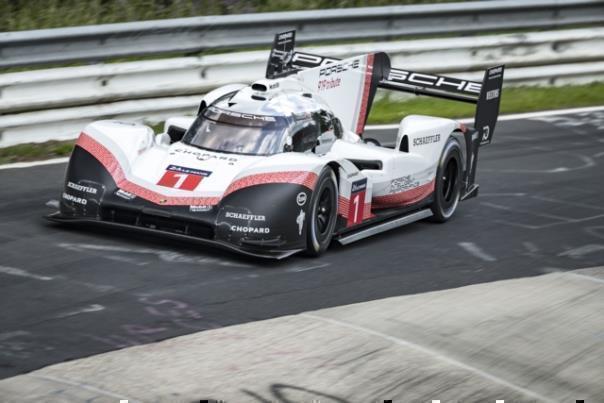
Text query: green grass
1 83 603 164
367 82 604 124
0 140 75 165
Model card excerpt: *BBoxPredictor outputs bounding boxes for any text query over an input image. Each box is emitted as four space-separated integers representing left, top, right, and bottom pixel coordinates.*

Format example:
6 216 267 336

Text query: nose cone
130 143 261 198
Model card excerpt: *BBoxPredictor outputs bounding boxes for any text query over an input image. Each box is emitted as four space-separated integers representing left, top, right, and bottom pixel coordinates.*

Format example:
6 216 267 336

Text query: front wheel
430 137 462 223
305 167 338 256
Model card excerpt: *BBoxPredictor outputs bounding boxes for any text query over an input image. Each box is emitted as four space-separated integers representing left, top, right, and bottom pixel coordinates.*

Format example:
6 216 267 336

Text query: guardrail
2 28 603 114
1 0 604 68
1 27 604 147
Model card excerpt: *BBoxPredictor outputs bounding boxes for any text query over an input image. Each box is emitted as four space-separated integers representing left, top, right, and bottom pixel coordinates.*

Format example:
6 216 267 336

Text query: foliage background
1 0 461 31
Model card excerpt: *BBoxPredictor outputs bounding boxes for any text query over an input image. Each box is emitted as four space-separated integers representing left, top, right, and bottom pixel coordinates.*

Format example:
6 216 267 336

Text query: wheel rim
441 158 458 204
315 187 333 236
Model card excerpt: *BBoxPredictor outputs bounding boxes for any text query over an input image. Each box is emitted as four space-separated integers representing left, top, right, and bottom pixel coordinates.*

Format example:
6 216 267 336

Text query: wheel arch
449 129 468 174
326 161 342 186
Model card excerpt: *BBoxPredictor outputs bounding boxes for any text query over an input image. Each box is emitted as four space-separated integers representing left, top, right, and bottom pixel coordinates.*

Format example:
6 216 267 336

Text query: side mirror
162 117 195 143
155 133 171 146
166 125 186 143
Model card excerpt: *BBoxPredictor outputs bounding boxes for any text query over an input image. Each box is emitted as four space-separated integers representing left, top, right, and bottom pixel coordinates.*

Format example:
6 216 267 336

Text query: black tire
305 167 338 256
430 137 463 223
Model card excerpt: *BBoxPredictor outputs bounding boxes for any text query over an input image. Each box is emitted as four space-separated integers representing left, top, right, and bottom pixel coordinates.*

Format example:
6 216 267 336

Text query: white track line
55 304 106 319
558 244 604 259
302 313 554 403
458 242 497 262
2 105 603 170
0 265 53 281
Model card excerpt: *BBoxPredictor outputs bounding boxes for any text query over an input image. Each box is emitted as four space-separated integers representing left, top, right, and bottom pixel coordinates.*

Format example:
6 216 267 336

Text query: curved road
1 109 603 378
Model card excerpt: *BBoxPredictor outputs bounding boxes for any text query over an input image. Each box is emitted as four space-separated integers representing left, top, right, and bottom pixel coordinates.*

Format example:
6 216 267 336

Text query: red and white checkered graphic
76 133 318 206
77 133 219 206
224 171 318 197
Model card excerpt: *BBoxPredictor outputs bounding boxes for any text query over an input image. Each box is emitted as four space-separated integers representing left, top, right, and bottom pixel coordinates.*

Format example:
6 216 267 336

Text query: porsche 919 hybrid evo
48 30 504 259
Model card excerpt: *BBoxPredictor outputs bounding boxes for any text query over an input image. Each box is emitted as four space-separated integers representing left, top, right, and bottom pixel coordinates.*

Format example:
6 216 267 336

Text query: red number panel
347 178 368 226
156 165 212 191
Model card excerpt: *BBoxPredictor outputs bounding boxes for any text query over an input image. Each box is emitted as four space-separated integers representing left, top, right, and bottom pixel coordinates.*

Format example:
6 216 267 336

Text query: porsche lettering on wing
319 59 360 77
388 69 482 94
291 53 339 68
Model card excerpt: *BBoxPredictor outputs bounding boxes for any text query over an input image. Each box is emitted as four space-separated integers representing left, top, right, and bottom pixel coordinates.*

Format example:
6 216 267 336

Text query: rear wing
381 65 504 146
265 30 504 145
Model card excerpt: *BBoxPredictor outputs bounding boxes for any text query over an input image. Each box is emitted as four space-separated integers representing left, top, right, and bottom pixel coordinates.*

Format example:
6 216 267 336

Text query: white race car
48 30 504 259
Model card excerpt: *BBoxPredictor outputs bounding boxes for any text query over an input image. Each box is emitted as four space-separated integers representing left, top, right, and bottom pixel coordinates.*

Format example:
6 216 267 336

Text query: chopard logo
225 212 266 221
170 148 238 165
62 192 87 205
230 226 270 234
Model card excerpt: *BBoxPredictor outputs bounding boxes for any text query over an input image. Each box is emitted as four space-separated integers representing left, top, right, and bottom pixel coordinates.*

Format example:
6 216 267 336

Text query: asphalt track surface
1 110 603 379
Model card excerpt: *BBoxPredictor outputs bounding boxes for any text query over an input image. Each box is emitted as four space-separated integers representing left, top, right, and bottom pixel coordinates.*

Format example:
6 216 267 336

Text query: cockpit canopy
183 106 290 155
183 92 343 156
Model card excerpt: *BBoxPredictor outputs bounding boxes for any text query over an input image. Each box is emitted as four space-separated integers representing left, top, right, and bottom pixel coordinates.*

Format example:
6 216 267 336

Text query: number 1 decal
347 179 367 226
157 165 212 191
172 173 189 189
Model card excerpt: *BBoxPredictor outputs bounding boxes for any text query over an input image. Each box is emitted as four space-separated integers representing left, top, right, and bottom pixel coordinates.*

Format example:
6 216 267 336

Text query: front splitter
46 212 302 260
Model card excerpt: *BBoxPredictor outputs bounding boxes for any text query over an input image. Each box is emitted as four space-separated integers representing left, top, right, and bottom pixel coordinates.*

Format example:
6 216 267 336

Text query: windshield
182 106 291 155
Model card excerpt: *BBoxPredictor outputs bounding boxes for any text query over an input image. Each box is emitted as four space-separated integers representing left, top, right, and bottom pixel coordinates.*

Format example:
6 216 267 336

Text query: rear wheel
430 137 462 223
305 167 338 256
